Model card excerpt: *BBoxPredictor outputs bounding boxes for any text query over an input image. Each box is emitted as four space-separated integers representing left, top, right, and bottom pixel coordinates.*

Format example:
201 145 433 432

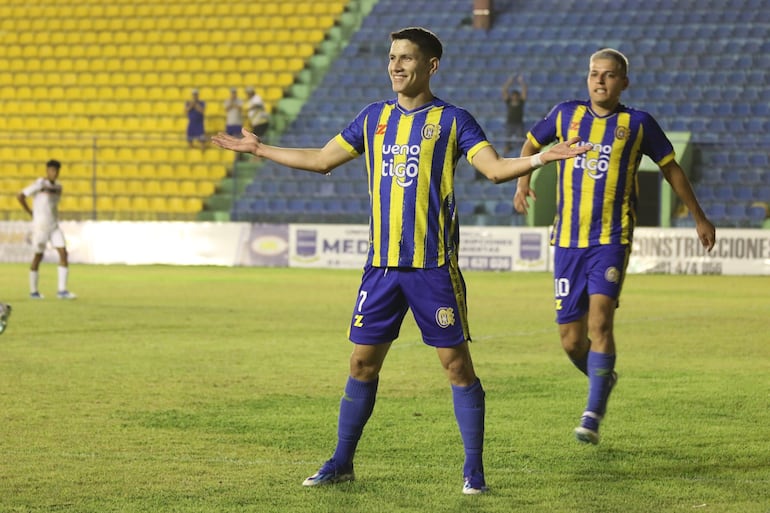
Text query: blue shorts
553 245 630 324
347 260 470 347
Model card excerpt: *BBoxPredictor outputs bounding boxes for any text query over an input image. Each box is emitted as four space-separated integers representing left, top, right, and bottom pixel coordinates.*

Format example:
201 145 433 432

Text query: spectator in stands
224 87 244 137
213 27 589 495
514 48 716 446
0 302 10 334
501 73 528 155
185 88 206 149
17 159 77 300
476 72 528 180
245 86 270 139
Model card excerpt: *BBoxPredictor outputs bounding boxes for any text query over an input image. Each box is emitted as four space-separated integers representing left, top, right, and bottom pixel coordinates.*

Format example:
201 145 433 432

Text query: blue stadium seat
747 205 768 226
280 181 300 196
734 185 754 202
726 204 748 225
705 202 727 220
268 197 288 213
249 198 269 214
288 197 307 213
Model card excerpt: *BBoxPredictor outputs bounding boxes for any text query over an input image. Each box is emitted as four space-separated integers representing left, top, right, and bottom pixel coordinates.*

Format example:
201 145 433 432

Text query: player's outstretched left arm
472 136 590 184
211 128 355 175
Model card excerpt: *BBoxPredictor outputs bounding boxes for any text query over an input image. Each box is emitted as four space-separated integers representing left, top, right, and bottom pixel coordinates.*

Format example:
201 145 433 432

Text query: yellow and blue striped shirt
527 100 675 248
335 98 490 268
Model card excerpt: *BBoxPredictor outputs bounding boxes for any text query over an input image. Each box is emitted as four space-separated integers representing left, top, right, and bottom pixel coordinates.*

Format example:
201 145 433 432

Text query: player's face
587 57 628 112
388 39 436 97
46 166 59 181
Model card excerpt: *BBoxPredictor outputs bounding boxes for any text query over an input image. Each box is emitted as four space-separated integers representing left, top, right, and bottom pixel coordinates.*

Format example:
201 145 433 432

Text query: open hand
211 127 261 154
542 136 592 163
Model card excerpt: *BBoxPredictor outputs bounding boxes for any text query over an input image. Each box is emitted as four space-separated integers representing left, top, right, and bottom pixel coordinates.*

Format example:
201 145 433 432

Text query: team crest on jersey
422 123 440 140
604 266 620 283
614 126 630 140
435 307 455 328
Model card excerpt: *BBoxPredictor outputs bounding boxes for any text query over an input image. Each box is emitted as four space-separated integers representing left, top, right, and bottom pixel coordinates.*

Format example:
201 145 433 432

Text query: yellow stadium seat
125 180 146 195
0 195 15 210
95 180 111 195
196 181 216 196
131 196 151 211
114 196 132 211
144 180 162 195
59 196 80 211
184 197 203 212
179 180 197 196
66 180 92 195
161 181 180 195
96 196 115 212
167 197 186 213
98 163 123 178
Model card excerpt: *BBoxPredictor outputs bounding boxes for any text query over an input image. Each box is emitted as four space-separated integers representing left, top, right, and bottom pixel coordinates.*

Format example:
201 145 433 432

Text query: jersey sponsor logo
382 143 421 188
435 307 455 328
573 142 613 180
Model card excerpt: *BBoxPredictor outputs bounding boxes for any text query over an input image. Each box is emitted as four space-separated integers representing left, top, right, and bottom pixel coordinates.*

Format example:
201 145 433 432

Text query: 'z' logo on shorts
353 315 364 327
376 124 388 135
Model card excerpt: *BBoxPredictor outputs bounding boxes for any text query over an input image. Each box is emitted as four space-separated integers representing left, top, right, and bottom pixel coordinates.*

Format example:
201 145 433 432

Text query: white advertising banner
628 227 770 275
1 222 767 274
286 224 551 272
288 224 370 269
459 226 549 272
81 221 249 266
0 221 248 266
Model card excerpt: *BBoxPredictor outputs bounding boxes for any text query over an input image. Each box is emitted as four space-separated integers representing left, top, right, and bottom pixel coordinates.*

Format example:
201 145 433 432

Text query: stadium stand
0 0 351 221
230 0 769 228
1 0 767 229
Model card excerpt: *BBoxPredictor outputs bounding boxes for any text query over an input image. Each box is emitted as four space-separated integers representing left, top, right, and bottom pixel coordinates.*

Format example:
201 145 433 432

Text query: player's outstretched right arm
211 128 355 175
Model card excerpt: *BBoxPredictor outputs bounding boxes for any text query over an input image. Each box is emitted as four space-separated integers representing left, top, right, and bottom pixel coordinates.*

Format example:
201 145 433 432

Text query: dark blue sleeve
454 108 490 155
639 112 675 163
339 103 375 155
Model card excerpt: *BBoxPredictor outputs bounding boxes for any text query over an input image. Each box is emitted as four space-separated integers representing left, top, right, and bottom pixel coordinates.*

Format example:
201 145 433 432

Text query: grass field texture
0 264 768 513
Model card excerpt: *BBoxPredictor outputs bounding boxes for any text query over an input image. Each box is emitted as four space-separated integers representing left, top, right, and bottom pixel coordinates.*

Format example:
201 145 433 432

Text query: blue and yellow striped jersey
335 98 490 268
527 100 675 248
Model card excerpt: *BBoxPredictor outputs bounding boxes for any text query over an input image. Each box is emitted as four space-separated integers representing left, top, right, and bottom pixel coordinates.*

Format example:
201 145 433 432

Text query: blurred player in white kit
17 159 76 300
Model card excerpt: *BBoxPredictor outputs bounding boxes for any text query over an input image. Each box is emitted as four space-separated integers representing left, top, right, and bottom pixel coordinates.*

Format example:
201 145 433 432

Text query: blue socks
452 379 485 480
583 351 616 429
331 376 379 469
330 376 485 480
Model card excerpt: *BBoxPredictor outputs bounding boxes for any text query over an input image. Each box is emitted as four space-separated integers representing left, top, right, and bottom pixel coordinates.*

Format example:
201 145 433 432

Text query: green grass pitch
0 263 768 512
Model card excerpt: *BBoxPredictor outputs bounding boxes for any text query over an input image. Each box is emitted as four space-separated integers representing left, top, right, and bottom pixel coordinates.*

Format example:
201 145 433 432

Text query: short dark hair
46 159 61 170
390 27 443 60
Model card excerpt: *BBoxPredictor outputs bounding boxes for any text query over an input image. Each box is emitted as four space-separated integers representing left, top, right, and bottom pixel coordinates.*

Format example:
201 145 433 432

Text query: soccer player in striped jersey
514 48 716 445
17 159 77 300
213 27 589 494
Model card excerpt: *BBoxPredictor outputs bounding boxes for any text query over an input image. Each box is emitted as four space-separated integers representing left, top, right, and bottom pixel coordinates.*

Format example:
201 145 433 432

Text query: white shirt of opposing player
23 178 62 228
